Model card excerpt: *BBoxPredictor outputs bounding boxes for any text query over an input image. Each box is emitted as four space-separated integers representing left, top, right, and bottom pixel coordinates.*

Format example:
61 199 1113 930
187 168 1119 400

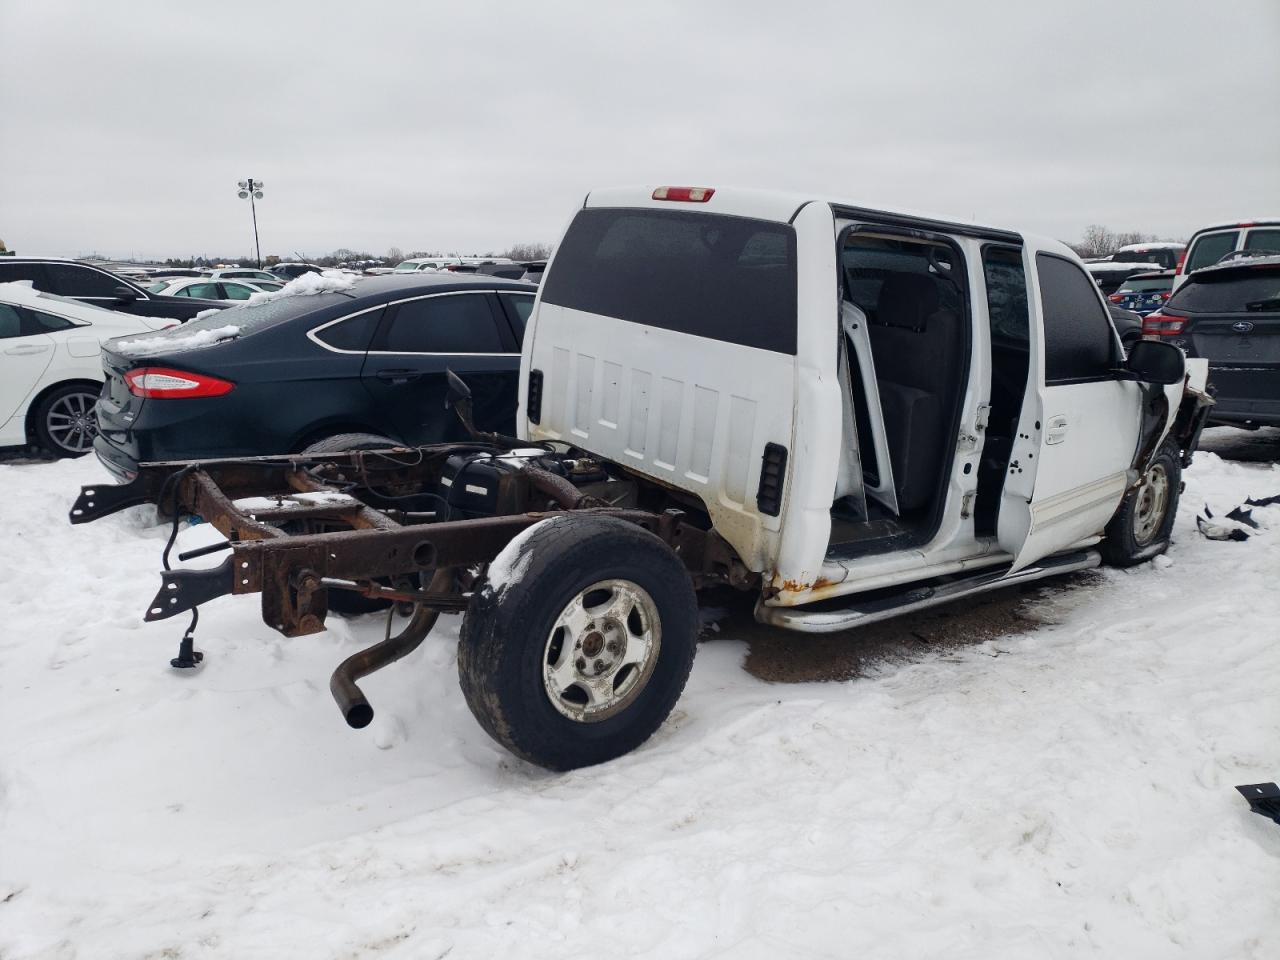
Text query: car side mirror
112 285 140 302
446 369 472 406
1125 339 1185 385
445 368 480 438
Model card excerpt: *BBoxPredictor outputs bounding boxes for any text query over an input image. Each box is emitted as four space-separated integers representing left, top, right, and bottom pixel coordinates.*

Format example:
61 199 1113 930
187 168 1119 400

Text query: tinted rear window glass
541 208 798 354
1244 228 1280 254
1167 270 1280 313
151 291 354 340
1185 231 1239 272
1117 277 1172 293
381 294 505 353
1037 253 1116 383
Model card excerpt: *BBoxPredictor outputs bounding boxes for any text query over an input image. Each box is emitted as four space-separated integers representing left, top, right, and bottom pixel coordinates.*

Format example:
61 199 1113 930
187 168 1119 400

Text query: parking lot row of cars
0 215 1276 463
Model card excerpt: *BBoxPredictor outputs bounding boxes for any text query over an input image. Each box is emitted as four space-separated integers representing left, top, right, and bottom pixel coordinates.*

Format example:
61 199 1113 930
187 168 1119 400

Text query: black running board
756 549 1101 634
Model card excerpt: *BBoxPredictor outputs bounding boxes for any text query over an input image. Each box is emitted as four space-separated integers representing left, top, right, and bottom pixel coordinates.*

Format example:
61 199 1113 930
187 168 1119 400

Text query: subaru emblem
1232 320 1255 334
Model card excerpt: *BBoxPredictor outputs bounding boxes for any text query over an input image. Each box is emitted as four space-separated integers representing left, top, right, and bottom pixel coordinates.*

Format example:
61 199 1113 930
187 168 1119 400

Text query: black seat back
867 272 962 511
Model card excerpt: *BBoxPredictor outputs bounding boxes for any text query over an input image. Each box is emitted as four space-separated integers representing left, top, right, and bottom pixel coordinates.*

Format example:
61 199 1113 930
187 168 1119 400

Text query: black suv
0 258 226 322
1143 255 1280 427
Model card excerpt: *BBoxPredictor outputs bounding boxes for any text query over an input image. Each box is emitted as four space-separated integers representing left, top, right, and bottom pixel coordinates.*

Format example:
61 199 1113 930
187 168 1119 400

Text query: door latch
1046 415 1069 445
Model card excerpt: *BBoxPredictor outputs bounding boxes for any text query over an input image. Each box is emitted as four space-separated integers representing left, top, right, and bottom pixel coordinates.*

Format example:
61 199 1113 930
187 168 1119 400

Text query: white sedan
0 282 176 457
146 277 284 302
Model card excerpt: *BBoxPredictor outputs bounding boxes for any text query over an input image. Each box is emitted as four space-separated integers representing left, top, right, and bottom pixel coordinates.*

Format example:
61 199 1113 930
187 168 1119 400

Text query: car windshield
1167 269 1280 313
394 261 418 271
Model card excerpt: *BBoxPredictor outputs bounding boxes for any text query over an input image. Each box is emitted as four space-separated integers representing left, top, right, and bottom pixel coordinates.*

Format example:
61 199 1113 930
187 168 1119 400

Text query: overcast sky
1 0 1277 261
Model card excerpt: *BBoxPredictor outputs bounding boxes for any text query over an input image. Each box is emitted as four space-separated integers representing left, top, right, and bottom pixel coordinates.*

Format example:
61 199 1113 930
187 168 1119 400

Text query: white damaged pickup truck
71 185 1214 770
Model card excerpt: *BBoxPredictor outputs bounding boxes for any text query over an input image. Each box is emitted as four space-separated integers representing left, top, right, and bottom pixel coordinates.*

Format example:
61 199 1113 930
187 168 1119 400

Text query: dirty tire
1100 438 1181 567
301 431 400 455
302 431 401 615
458 514 698 771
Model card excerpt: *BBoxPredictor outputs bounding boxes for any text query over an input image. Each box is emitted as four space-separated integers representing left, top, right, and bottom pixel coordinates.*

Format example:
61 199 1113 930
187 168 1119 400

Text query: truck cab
520 186 1210 629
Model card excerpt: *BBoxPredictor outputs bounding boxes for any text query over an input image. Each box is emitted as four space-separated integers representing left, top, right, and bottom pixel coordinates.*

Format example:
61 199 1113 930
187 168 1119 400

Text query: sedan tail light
1141 311 1186 336
124 367 235 399
1108 293 1124 303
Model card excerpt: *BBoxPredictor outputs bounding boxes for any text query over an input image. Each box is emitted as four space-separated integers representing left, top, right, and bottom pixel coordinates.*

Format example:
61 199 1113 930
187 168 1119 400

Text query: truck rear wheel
458 515 698 770
1100 438 1182 567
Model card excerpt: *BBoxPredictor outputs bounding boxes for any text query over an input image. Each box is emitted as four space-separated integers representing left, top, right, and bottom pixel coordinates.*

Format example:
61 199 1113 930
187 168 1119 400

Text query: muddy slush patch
701 572 1101 684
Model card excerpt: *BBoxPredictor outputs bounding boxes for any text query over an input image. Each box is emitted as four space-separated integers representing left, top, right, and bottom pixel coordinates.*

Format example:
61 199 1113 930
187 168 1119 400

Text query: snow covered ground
1 444 1278 958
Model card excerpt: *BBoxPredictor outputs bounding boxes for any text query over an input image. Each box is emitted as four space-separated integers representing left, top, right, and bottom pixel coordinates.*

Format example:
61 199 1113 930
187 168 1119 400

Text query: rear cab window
541 207 798 354
1244 228 1280 255
1185 231 1239 272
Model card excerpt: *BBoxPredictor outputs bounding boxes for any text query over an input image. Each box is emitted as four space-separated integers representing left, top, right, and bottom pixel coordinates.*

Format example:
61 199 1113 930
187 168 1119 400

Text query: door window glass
1185 231 1239 272
1036 254 1116 383
983 247 1029 344
382 295 504 353
44 263 127 297
183 282 222 299
222 283 255 301
0 305 23 339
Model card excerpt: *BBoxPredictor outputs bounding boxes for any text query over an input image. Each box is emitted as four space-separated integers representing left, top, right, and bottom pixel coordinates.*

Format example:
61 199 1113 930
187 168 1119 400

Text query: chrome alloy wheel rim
45 391 99 454
1133 462 1170 545
542 579 662 722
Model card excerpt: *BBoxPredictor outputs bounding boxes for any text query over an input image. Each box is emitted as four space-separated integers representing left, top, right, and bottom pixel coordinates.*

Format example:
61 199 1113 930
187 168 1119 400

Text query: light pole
237 178 265 268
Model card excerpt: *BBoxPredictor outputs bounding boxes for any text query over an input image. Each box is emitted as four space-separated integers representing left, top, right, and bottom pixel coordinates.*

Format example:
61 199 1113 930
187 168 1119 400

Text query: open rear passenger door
997 245 1145 572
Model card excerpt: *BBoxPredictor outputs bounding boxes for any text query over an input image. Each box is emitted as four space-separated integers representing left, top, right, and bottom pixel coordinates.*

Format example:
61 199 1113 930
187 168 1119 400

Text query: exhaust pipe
329 600 440 728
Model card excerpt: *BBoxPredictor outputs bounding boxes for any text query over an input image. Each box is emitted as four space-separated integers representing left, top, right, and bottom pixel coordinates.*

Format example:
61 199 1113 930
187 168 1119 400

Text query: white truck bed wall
519 312 797 573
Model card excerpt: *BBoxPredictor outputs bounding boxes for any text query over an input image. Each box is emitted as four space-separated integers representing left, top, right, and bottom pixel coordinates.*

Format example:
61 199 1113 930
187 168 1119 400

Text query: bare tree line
1068 224 1184 259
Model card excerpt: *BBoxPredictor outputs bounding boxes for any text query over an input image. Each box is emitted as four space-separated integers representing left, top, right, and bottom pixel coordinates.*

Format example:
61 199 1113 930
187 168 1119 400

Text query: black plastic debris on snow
1196 505 1251 542
1226 506 1261 529
1236 783 1280 826
1245 492 1280 508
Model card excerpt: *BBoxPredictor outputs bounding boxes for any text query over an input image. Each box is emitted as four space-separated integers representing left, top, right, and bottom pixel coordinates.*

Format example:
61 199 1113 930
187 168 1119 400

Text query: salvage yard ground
1 429 1278 958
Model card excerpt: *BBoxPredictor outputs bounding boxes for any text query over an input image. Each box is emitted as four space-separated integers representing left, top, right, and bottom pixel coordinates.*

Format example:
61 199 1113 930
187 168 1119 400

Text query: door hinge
961 491 976 519
975 403 991 430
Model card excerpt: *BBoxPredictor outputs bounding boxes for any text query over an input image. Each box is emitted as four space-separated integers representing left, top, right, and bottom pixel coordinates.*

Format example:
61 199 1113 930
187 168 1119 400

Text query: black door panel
362 292 519 441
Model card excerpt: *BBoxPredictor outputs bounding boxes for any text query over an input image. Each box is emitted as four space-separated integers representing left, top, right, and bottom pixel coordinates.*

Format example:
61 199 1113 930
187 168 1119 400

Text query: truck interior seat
867 273 961 512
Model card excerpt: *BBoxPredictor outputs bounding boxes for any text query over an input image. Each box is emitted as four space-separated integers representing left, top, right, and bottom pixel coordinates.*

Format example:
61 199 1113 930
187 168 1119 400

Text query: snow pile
245 270 357 305
111 323 241 356
0 440 1277 957
1115 242 1186 252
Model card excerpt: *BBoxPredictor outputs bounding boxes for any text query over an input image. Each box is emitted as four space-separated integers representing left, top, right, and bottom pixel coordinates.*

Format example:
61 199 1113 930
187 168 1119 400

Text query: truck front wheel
458 515 698 770
1100 439 1182 567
